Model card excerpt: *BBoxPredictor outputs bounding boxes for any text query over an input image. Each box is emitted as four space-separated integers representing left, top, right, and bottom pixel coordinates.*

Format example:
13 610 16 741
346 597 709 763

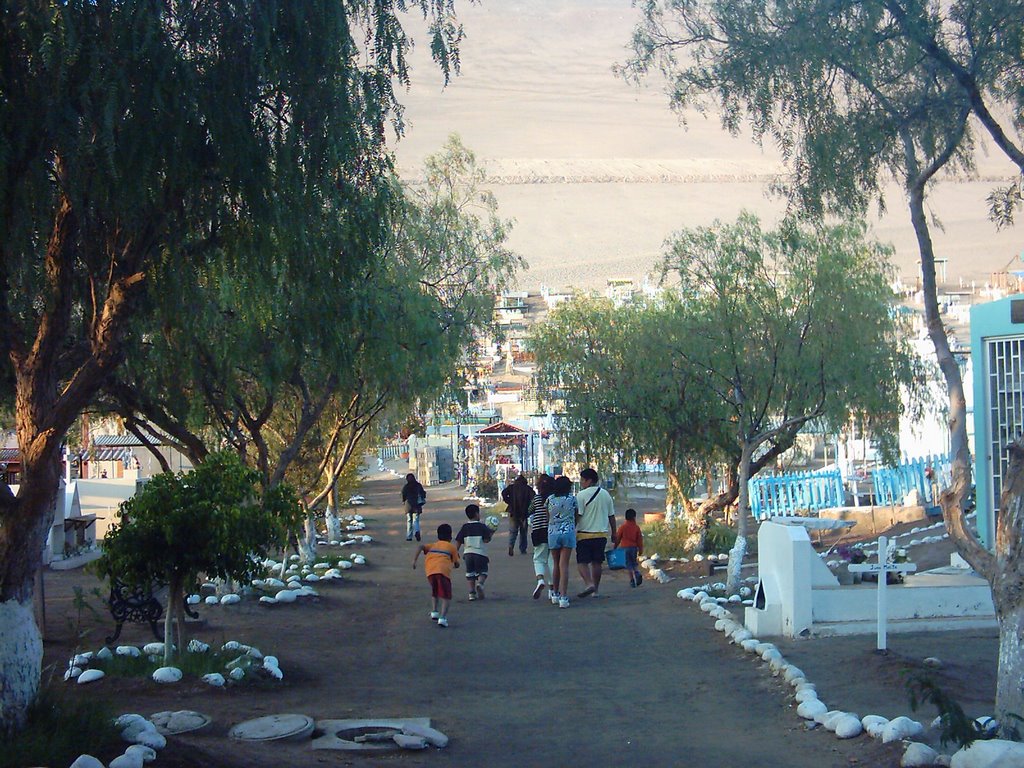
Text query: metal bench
105 579 199 645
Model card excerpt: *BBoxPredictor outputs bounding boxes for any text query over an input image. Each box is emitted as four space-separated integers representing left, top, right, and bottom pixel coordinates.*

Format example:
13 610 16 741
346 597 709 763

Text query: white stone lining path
674 582 1022 767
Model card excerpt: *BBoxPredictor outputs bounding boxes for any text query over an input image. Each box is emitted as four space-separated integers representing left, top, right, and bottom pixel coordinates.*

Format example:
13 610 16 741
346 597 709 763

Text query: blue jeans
509 517 528 553
406 509 421 540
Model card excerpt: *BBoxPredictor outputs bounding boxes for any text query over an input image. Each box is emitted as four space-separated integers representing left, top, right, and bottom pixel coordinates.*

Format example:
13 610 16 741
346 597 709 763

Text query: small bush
640 520 691 557
705 522 738 554
1 686 119 768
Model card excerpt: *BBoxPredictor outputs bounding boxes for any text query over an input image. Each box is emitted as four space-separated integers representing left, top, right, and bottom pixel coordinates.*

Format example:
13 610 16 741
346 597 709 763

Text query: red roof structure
477 421 527 435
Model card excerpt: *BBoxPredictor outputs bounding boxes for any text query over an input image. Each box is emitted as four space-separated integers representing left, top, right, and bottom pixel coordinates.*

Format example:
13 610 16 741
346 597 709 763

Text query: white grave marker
847 536 916 651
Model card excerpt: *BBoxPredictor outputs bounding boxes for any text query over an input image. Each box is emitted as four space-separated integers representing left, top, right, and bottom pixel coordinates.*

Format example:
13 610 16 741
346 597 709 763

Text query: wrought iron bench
105 579 199 645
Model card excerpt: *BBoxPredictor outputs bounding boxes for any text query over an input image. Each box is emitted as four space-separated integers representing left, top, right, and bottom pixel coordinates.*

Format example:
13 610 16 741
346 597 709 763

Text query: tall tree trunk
325 480 341 542
301 512 317 564
163 572 182 666
726 441 754 594
0 437 63 732
994 604 1024 729
0 596 43 735
665 469 686 524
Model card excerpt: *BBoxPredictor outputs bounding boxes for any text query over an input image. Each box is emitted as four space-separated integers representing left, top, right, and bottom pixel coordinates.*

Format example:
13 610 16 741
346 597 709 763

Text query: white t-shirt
575 485 614 534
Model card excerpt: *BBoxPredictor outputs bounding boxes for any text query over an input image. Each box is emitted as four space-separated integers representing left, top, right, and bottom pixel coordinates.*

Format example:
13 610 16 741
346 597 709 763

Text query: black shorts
464 553 489 579
576 537 607 565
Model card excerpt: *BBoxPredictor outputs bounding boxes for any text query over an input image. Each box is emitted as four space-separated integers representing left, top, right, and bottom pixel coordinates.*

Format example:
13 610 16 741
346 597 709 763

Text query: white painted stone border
674 586 998 766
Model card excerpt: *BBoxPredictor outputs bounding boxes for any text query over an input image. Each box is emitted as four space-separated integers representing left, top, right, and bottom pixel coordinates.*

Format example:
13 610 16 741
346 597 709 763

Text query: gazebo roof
477 421 527 435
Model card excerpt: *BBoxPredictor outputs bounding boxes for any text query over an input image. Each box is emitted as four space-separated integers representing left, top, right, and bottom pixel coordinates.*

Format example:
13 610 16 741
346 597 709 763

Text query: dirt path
44 472 904 767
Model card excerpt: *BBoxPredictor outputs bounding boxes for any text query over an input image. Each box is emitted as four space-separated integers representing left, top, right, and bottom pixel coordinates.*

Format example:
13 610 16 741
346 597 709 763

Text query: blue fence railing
872 454 950 506
748 469 845 519
378 442 406 462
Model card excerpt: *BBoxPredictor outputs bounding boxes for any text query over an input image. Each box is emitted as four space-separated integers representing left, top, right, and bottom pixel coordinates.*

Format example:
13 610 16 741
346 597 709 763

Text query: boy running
412 524 460 628
456 504 494 600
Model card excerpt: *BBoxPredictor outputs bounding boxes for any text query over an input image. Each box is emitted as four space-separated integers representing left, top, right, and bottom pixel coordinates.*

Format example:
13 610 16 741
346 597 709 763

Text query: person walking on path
501 474 535 556
412 523 460 628
402 473 427 541
574 467 616 599
547 475 578 608
527 473 554 599
613 508 644 587
456 504 494 601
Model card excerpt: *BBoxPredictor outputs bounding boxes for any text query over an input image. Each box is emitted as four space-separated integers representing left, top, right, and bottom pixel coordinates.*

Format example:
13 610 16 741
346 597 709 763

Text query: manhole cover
151 710 212 735
312 718 431 751
228 714 314 742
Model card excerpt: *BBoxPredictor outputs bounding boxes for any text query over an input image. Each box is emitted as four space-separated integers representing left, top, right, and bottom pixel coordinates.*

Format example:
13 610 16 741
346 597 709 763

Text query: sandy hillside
391 0 1022 291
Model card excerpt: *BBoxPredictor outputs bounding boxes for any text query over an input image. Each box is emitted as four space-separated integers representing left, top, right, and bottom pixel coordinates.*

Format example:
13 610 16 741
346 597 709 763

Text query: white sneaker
550 592 560 605
558 596 570 609
532 581 545 599
437 616 449 627
430 611 440 621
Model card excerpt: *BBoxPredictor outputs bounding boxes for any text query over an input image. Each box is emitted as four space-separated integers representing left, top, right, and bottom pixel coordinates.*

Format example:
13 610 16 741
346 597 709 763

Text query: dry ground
24 470 1001 768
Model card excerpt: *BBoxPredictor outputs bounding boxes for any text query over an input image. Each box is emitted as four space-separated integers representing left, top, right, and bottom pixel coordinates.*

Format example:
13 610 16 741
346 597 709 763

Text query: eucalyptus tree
665 216 913 591
0 0 466 732
623 0 1024 722
533 217 911 568
532 295 735 550
104 136 518 559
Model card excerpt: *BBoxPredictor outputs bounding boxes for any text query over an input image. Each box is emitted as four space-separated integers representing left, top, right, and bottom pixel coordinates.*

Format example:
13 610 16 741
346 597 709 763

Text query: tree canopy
534 215 915 562
0 0 468 732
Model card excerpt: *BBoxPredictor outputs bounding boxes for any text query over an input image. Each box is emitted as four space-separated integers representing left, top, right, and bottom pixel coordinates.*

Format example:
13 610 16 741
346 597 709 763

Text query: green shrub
0 686 119 768
640 520 691 557
705 522 738 554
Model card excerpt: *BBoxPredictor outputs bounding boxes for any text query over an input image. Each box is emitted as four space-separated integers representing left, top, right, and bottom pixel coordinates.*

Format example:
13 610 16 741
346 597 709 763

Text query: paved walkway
64 471 898 767
298 473 896 767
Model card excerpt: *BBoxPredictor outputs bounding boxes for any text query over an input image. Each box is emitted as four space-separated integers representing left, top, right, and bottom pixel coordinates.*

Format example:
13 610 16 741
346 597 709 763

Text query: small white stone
187 594 201 605
73 652 93 666
862 715 889 738
69 756 106 768
220 594 240 605
795 689 819 704
141 643 164 656
797 699 828 719
125 744 157 763
783 666 805 683
740 639 760 652
110 751 144 768
902 742 939 767
923 657 943 668
393 733 428 750
264 577 285 588
263 664 283 680
77 669 105 684
65 666 83 681
834 714 863 738
883 716 924 743
259 596 277 604
274 589 297 603
304 574 320 582
204 596 219 605
187 639 210 653
131 730 166 750
115 645 141 657
152 667 182 684
950 740 1024 767
228 667 245 681
202 673 225 687
401 723 449 748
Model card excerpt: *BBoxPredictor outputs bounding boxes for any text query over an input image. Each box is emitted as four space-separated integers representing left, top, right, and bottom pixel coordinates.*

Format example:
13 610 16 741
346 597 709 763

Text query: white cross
847 536 917 651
